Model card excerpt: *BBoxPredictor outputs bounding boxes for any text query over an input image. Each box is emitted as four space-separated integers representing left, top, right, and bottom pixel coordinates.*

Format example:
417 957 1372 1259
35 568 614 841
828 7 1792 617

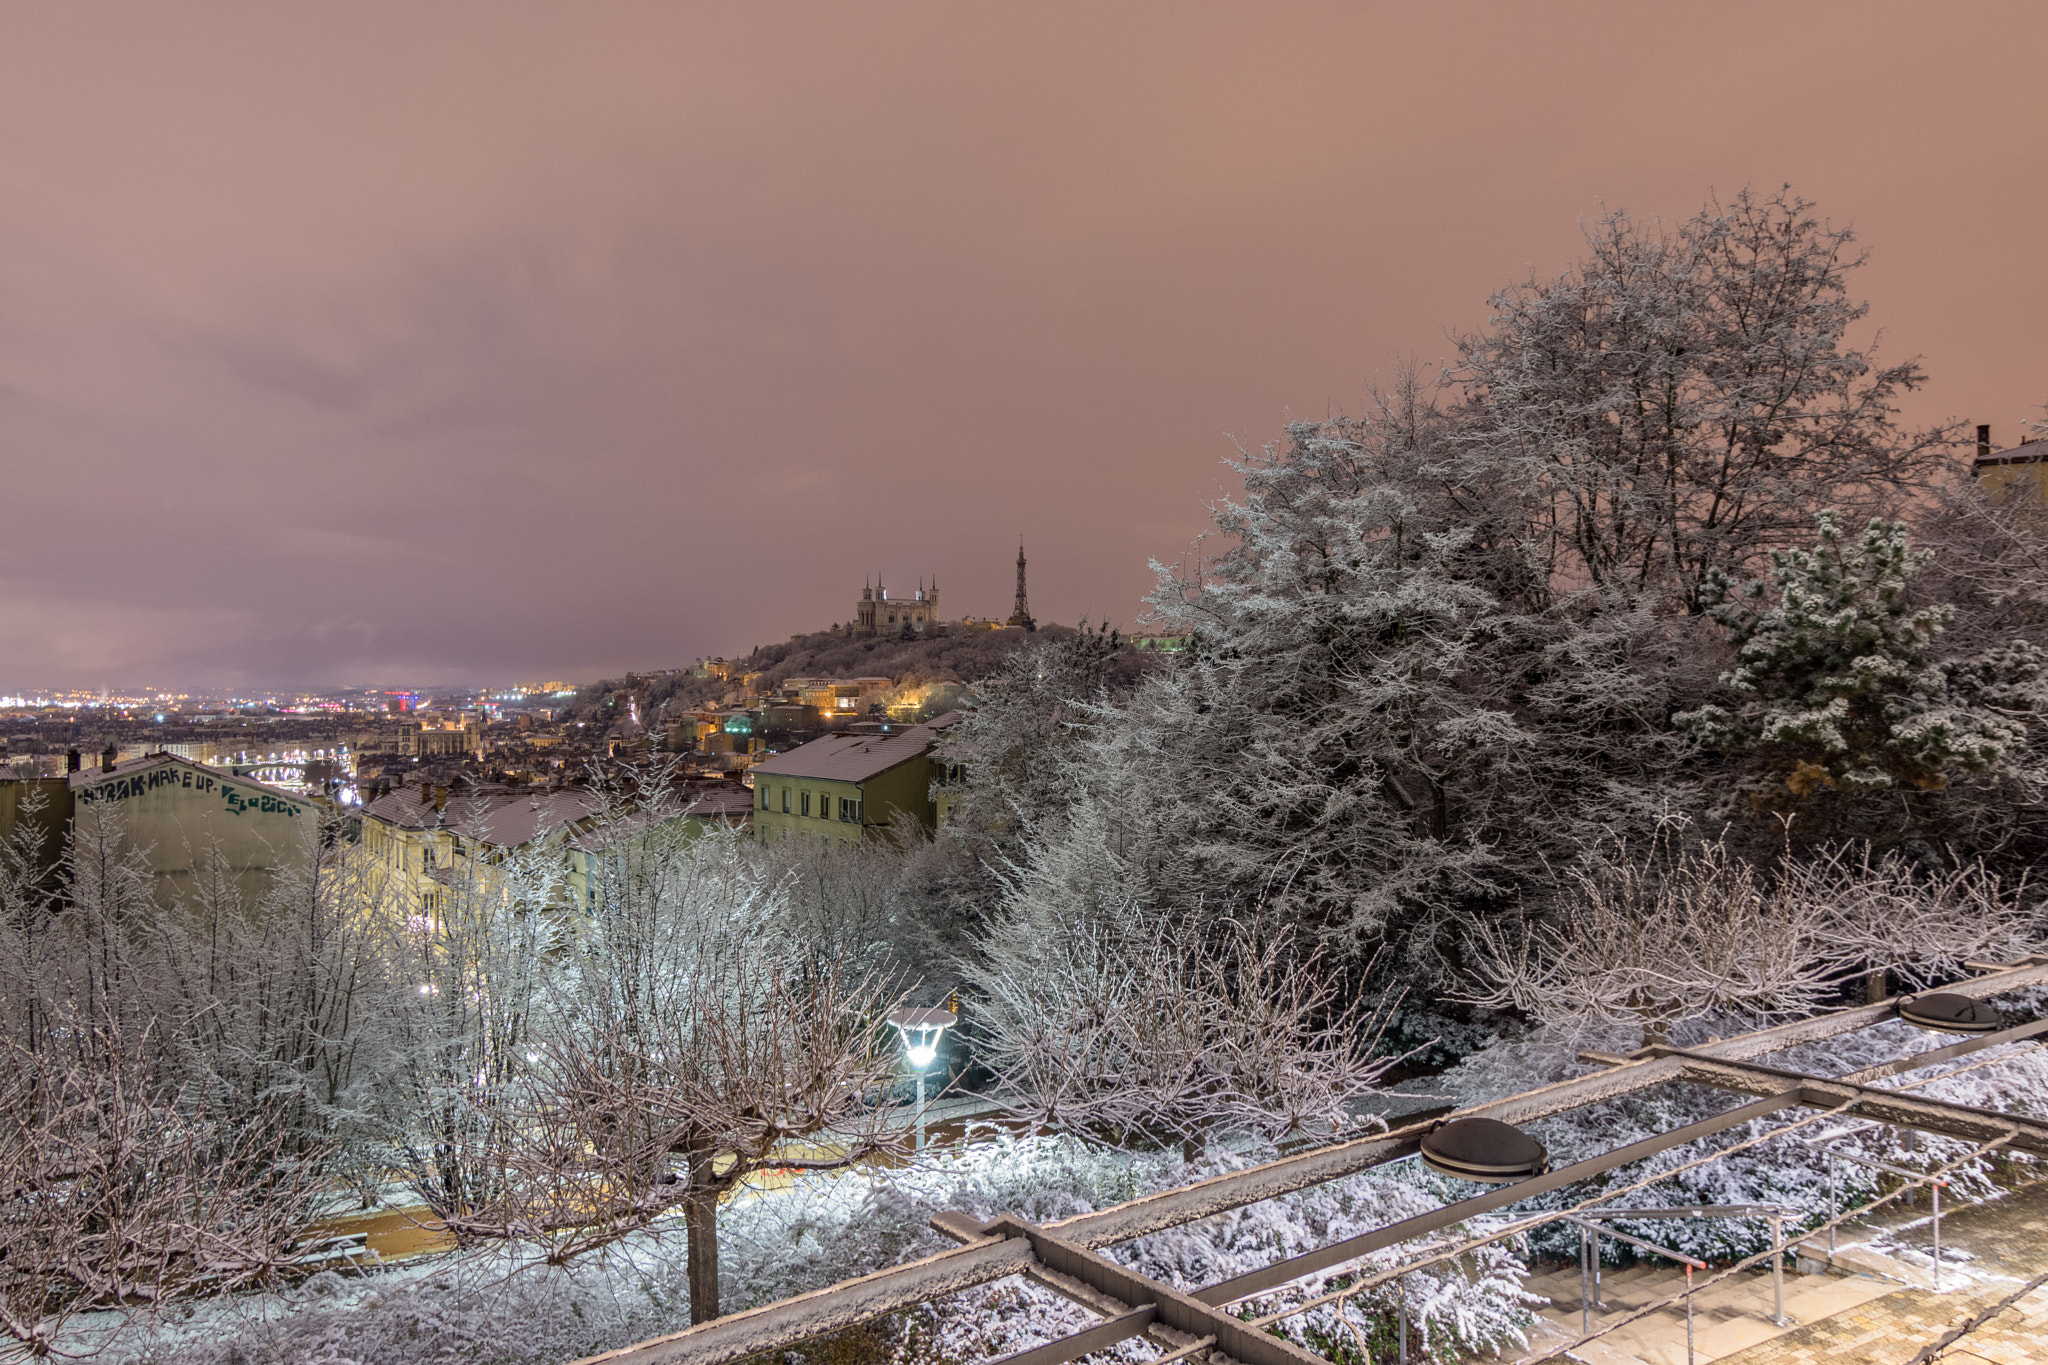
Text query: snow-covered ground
91 999 2048 1365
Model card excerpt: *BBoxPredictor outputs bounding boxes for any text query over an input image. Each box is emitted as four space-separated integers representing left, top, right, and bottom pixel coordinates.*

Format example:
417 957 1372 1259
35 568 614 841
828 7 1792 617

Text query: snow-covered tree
935 620 1141 849
1678 512 2044 813
0 1020 324 1362
0 808 329 1362
1099 372 1706 961
1454 186 1954 613
407 777 917 1324
371 838 564 1246
147 815 391 1197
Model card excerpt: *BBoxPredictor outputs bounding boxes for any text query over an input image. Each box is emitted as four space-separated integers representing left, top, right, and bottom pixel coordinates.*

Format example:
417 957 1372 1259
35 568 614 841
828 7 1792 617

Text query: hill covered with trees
566 621 1158 724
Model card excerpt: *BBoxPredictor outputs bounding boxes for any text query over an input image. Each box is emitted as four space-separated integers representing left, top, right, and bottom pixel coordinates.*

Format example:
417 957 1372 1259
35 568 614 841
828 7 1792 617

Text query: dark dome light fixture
1419 1116 1548 1184
1897 992 2002 1035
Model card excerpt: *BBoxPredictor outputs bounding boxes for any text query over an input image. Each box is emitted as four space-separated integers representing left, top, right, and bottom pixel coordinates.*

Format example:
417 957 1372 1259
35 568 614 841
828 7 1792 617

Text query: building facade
1974 424 2048 506
749 714 959 846
398 714 484 759
855 577 940 635
30 753 322 906
361 779 752 916
360 784 600 915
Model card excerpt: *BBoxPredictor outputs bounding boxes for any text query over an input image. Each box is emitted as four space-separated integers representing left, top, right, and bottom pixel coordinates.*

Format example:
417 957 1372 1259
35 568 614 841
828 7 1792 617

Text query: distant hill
566 625 1080 724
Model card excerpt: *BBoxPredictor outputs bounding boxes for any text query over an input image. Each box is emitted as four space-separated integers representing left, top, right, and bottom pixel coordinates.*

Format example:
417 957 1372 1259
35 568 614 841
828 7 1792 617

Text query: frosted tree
1678 511 2044 814
0 807 329 1362
1463 829 1853 1044
528 927 906 1321
1464 823 2043 1043
370 838 565 1242
935 620 1139 847
148 816 391 1197
1453 186 1954 612
0 1022 325 1362
1123 372 1699 957
403 772 913 1324
0 783 66 1063
968 900 1399 1146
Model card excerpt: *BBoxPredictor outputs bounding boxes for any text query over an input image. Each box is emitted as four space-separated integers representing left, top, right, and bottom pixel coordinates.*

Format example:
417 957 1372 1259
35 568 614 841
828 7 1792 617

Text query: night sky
3 4 2043 691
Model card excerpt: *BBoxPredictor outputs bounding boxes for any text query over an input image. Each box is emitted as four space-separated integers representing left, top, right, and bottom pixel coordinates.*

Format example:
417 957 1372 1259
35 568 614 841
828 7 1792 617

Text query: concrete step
1793 1237 1933 1289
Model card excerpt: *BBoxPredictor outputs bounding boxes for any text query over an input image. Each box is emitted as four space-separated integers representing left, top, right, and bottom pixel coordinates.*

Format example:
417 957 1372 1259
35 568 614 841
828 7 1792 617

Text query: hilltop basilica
851 542 1035 636
854 576 940 634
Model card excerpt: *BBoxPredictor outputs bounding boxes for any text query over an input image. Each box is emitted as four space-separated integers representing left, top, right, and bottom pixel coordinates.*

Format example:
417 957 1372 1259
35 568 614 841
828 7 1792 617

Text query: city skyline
4 3 2046 691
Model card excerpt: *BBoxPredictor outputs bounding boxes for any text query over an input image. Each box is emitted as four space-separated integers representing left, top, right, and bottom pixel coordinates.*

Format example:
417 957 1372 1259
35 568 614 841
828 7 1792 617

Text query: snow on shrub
1435 1004 2048 1265
108 1133 1542 1365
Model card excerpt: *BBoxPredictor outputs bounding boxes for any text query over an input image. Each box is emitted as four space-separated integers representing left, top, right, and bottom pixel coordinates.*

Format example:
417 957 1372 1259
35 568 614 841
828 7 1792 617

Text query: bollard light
1419 1116 1548 1184
1898 992 2002 1035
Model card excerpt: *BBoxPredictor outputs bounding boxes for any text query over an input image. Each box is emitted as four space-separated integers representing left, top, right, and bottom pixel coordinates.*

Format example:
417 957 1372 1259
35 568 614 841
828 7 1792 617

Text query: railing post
1579 1223 1591 1335
1827 1150 1838 1256
1685 1264 1695 1365
1769 1213 1786 1326
1397 1274 1408 1365
1932 1178 1942 1291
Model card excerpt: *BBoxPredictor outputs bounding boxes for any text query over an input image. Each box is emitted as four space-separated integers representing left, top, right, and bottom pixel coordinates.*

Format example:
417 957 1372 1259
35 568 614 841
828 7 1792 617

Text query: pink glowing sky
3 3 2043 689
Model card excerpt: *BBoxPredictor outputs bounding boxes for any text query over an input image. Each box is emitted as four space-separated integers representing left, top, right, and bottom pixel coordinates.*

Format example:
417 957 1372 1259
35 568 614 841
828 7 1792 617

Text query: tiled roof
567 783 754 851
749 724 940 784
361 786 602 847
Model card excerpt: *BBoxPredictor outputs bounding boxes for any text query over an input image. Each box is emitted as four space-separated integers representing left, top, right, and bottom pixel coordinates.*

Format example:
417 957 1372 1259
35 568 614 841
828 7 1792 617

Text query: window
781 787 790 813
759 785 769 810
839 797 862 823
800 791 810 817
819 790 831 819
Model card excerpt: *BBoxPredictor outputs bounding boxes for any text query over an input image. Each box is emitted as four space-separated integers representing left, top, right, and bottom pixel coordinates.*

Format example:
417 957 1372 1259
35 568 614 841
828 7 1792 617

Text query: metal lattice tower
1007 539 1035 632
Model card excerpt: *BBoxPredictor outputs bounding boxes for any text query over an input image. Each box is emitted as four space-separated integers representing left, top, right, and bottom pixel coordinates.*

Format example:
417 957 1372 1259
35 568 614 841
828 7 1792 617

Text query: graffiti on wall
75 762 307 819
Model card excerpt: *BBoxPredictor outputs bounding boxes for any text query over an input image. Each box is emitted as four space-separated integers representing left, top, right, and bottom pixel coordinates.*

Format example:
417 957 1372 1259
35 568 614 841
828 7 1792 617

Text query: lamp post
888 1006 957 1150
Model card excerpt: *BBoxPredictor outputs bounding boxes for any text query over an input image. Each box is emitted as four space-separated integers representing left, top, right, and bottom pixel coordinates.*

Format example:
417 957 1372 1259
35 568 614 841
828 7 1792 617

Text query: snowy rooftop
360 784 601 847
751 711 959 784
1975 437 2048 467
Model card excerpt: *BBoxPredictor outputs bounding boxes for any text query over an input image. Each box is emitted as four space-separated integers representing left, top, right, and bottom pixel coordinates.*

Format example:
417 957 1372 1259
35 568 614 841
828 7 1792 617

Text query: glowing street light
888 1006 957 1150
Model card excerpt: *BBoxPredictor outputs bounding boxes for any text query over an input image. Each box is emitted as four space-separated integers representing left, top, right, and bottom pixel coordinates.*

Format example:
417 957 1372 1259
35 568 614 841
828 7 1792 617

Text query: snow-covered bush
1462 822 2044 1046
1436 1007 2048 1266
107 1134 1545 1365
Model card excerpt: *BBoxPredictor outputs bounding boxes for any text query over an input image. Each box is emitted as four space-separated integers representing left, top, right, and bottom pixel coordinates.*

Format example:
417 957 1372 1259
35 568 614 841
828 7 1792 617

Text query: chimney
65 749 81 773
1978 424 1993 462
420 781 434 805
100 743 116 773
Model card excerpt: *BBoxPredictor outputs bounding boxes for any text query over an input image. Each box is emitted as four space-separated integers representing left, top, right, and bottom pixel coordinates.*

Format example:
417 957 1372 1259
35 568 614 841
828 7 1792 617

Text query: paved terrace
1517 1176 2048 1364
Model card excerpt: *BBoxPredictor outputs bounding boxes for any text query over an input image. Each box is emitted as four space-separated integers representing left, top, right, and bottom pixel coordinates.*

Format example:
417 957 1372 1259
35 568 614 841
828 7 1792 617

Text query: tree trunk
685 1137 719 1324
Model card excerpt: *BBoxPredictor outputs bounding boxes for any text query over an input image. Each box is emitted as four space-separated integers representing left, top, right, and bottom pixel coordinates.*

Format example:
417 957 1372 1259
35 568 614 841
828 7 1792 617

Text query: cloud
2 4 2044 688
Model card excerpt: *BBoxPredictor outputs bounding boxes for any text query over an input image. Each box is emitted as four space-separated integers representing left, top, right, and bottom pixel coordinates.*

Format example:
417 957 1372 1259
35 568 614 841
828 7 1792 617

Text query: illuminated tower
1007 539 1035 632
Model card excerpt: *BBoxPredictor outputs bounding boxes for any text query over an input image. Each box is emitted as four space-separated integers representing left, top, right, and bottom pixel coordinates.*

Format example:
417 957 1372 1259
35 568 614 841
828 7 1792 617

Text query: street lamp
888 1006 957 1150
